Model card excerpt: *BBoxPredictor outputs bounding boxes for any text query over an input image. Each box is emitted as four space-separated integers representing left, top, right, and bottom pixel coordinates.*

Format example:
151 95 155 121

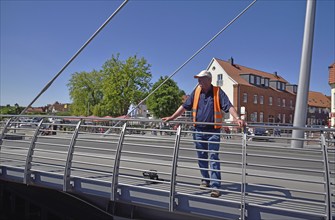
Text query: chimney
274 71 278 77
228 57 234 66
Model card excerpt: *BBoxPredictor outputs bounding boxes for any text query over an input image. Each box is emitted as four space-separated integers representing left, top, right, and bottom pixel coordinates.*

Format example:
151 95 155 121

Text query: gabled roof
214 58 288 87
308 91 331 108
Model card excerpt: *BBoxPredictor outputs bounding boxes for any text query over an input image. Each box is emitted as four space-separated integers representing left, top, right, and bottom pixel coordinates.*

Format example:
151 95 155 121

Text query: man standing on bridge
162 70 245 197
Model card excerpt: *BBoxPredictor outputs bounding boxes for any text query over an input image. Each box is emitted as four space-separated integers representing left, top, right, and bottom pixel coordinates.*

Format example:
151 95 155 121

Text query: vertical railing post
63 120 82 192
111 123 127 201
24 119 44 184
169 125 182 212
240 126 247 220
320 133 332 219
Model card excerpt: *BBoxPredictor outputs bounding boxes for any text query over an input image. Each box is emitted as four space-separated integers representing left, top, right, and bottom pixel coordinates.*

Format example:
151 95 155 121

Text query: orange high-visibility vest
192 86 222 129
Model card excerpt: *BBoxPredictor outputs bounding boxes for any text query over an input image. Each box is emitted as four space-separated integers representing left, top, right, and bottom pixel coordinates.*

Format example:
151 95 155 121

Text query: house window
243 93 248 103
290 100 293 108
250 75 255 84
277 82 286 91
282 99 286 107
253 95 258 104
293 85 297 93
269 96 273 106
255 76 261 86
250 112 257 122
277 98 281 106
289 114 293 123
260 96 264 105
282 114 285 123
264 78 269 87
277 114 281 123
260 112 264 122
217 74 223 86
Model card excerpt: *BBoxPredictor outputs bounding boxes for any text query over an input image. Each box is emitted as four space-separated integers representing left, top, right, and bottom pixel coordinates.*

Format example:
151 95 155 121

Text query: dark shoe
199 181 209 189
210 190 220 198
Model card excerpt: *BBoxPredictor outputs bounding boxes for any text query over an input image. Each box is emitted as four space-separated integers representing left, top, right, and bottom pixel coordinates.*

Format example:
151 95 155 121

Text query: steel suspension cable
19 0 129 115
128 0 257 116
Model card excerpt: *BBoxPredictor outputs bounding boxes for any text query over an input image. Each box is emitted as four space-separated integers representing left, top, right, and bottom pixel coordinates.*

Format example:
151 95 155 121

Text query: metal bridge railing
0 115 334 220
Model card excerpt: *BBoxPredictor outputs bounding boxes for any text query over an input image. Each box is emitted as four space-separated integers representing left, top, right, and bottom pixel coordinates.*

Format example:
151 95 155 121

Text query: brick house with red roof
208 57 297 124
307 91 331 125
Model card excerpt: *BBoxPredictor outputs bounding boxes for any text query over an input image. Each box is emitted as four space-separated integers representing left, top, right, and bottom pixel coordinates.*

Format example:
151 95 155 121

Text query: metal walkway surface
0 115 334 220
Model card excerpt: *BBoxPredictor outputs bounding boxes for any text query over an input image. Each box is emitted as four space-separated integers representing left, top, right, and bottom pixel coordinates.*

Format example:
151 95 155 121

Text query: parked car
248 127 270 141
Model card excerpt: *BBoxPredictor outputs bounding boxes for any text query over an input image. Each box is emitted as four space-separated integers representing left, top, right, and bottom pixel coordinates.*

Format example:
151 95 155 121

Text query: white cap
194 70 212 78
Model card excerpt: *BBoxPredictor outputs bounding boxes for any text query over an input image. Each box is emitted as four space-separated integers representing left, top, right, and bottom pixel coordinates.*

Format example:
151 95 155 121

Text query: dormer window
261 78 269 87
293 85 297 93
276 81 286 91
250 75 255 84
255 76 261 86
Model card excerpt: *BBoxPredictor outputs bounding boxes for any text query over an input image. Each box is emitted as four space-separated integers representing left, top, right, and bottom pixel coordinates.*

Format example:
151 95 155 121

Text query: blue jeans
193 128 221 188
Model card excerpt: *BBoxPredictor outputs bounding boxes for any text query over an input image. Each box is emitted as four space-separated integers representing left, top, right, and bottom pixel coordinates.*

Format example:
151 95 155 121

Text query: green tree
101 54 152 116
67 54 152 117
67 70 104 116
147 76 185 118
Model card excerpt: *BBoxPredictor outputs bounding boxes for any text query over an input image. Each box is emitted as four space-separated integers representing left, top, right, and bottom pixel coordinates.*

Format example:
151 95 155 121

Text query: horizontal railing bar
179 146 243 156
246 163 325 174
74 138 119 144
118 173 169 185
30 169 63 177
120 182 170 193
175 191 242 205
37 135 72 141
122 142 175 150
119 158 171 167
247 192 326 206
125 134 176 141
246 172 325 184
35 141 69 148
72 145 117 153
0 145 29 150
0 164 25 170
72 152 115 160
247 144 323 153
0 158 25 164
70 175 112 184
176 173 241 185
246 153 323 162
177 164 242 175
121 150 173 159
178 155 243 165
33 148 68 155
2 139 31 144
32 155 66 162
176 181 241 195
72 160 114 168
31 161 65 169
71 167 113 176
119 166 171 176
0 152 28 157
247 183 327 195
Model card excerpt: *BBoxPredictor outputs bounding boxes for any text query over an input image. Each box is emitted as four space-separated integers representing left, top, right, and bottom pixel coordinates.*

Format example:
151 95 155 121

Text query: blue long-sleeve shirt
182 85 232 129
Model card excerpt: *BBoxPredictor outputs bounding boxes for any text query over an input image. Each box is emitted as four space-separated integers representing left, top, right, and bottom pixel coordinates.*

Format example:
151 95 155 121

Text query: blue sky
1 0 334 107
